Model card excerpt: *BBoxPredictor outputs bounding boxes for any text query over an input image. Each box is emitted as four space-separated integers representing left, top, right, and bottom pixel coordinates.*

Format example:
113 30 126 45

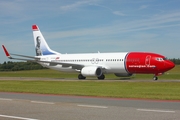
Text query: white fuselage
39 52 128 74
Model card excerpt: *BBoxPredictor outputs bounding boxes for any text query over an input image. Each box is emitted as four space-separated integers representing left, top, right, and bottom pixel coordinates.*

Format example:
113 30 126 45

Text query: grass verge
0 65 180 100
0 80 180 100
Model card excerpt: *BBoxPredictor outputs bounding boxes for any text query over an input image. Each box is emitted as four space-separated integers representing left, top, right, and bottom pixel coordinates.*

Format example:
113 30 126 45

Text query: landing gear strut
78 74 86 80
153 76 158 81
98 74 105 80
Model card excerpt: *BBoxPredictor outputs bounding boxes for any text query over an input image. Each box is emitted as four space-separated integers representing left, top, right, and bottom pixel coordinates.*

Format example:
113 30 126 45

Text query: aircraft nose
165 60 175 70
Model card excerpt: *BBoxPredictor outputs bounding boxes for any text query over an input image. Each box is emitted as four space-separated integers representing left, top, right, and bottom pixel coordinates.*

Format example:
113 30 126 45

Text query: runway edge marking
77 104 108 109
0 114 39 120
0 98 12 101
137 109 175 113
31 101 55 105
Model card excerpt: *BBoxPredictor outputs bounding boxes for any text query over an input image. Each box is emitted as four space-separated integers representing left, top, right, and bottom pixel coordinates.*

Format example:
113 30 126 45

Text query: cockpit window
163 57 167 60
156 58 164 61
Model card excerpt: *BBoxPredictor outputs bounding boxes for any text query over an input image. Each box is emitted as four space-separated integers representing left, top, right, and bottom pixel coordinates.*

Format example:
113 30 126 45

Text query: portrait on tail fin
35 36 42 56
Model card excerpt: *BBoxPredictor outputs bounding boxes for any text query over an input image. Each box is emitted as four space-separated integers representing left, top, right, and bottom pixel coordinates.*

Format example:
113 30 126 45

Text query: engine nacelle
81 66 102 77
114 73 133 77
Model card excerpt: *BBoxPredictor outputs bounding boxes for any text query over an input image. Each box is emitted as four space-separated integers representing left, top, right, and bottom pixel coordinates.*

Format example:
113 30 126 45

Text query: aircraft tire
98 74 105 80
78 74 86 80
153 76 158 81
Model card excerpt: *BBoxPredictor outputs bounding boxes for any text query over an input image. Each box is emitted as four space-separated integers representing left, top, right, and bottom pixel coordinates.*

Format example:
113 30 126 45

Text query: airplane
2 25 175 80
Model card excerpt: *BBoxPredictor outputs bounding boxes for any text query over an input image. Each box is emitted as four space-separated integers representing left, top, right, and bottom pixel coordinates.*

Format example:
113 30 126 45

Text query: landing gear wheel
153 76 158 81
98 74 105 80
78 74 86 80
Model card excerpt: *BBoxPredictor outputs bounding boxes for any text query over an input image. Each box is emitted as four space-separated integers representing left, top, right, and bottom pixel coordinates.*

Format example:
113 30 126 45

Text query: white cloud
60 0 98 11
0 1 23 15
113 11 126 16
139 5 148 10
43 12 180 41
1 0 180 62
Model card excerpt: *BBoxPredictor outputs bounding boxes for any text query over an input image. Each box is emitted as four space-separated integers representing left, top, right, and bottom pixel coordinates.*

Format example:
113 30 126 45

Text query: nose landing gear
153 73 163 81
153 76 158 81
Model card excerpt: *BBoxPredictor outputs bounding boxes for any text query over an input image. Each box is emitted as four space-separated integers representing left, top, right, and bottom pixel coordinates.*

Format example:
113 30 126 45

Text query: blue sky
0 0 180 63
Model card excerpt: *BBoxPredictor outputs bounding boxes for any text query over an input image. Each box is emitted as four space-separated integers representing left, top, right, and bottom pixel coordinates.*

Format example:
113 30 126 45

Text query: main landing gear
78 74 86 80
98 74 105 80
78 74 105 80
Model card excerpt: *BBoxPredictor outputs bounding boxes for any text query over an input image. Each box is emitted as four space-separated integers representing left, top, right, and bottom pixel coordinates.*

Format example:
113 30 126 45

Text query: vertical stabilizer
32 25 60 56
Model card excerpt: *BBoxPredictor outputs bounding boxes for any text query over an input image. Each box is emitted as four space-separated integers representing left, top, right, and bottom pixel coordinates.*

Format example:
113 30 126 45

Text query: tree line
169 58 180 65
0 61 47 71
0 58 179 71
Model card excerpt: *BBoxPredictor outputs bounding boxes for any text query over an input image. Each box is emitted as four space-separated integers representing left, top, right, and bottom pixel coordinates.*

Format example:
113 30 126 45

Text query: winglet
2 45 12 58
32 25 39 31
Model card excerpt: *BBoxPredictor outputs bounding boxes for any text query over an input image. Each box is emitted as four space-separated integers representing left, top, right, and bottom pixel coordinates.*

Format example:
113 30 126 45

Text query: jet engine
81 66 102 77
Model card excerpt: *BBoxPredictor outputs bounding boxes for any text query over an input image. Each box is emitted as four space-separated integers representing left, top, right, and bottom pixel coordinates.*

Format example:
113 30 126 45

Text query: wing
2 45 40 61
2 45 86 70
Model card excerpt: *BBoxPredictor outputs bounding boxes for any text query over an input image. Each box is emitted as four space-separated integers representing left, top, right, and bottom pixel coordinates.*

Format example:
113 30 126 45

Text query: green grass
0 81 180 100
0 65 180 100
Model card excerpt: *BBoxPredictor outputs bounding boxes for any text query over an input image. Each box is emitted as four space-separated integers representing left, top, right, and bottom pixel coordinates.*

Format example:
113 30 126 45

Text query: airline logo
128 65 156 68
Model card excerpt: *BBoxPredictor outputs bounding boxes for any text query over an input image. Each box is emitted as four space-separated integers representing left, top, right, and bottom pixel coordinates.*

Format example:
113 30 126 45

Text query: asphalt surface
0 77 180 120
0 92 180 120
1 77 180 82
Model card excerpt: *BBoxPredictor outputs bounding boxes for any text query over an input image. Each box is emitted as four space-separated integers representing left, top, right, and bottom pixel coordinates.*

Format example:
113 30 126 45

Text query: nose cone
165 60 175 71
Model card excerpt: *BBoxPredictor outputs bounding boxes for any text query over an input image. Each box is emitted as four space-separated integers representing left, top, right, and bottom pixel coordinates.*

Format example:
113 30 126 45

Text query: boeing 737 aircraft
2 25 175 80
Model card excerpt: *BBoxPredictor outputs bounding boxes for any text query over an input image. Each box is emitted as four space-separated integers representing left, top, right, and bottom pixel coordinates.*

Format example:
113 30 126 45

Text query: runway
0 92 180 120
1 77 180 82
